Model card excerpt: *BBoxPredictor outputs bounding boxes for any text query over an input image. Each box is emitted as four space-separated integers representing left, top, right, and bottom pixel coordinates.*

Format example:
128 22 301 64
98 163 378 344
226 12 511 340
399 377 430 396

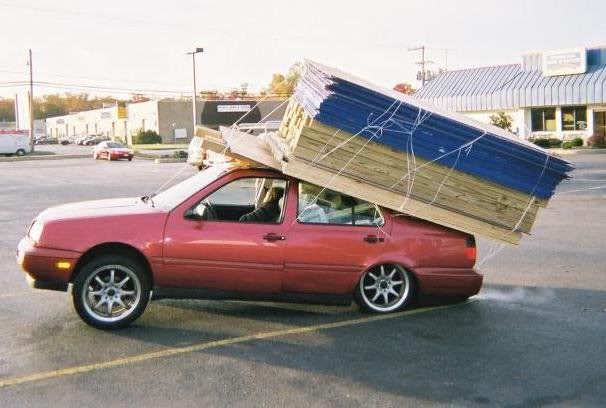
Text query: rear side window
297 181 383 226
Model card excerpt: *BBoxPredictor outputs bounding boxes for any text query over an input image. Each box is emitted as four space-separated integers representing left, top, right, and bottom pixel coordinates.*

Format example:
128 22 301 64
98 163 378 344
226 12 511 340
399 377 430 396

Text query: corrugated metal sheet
415 47 606 111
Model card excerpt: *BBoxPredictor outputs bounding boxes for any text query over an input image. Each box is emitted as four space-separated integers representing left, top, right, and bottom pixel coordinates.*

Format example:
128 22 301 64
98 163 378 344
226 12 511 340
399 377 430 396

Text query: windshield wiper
141 193 156 207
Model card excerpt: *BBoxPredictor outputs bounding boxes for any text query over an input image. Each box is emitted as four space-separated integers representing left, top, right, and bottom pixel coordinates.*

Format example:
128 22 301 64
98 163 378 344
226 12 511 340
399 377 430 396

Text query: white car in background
0 131 31 156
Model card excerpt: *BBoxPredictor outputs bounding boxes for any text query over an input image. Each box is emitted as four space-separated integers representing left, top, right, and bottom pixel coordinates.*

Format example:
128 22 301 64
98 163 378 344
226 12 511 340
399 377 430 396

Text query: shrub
587 134 606 148
571 137 584 147
532 138 551 148
548 138 562 148
562 141 573 149
133 130 161 144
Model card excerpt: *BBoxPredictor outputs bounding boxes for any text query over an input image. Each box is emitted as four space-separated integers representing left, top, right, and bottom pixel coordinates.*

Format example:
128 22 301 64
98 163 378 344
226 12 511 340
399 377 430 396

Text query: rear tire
72 254 151 330
16 149 26 156
354 264 416 313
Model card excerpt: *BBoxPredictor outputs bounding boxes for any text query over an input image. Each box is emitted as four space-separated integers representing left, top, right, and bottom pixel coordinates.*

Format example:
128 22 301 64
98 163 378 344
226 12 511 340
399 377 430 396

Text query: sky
0 0 605 99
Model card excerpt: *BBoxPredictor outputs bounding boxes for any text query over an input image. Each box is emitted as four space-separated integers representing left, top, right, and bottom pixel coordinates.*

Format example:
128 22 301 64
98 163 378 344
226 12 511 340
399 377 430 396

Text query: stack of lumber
279 61 572 244
214 61 573 244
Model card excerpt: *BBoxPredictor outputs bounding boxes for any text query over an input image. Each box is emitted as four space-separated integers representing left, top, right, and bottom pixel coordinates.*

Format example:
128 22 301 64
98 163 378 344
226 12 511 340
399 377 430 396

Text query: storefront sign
174 128 187 139
542 48 587 77
217 104 251 113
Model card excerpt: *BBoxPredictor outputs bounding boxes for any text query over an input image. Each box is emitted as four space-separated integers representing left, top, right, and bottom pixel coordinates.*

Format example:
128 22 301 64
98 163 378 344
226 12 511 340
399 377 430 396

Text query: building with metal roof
415 46 606 141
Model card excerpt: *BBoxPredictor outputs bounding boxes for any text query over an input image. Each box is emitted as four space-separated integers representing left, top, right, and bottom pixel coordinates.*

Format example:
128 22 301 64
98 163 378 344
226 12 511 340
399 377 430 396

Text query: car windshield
107 142 124 148
149 163 234 210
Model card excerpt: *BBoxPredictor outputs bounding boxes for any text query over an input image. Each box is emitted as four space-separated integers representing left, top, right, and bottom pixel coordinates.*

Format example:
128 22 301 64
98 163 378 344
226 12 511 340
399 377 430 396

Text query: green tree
490 111 513 132
0 98 15 122
266 62 303 96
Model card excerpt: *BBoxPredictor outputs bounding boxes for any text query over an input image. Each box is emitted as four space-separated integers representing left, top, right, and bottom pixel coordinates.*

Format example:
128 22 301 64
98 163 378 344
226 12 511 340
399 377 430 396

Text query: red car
93 141 134 161
17 164 481 329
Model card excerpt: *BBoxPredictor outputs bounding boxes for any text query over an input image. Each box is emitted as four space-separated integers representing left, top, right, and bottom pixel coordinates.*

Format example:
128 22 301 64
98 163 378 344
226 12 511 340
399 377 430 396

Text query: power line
0 80 190 96
0 68 191 88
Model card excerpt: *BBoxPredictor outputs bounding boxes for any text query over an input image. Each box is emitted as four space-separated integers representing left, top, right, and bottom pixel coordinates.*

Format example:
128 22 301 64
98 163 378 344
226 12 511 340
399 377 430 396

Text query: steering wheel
203 199 218 221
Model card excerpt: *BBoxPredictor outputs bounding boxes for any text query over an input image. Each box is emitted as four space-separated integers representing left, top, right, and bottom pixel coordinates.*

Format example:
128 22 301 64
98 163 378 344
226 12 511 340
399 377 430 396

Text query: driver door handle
263 233 286 242
363 234 384 243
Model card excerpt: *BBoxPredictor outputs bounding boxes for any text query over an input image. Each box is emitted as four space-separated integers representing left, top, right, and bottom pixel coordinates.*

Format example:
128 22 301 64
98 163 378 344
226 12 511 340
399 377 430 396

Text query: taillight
465 235 476 263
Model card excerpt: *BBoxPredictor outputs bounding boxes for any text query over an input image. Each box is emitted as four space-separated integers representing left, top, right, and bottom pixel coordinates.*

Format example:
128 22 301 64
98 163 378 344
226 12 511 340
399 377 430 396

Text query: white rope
294 100 404 225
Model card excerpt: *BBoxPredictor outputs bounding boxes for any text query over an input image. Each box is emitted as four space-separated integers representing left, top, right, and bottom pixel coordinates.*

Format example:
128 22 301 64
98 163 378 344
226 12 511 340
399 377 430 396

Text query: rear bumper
111 153 134 160
414 267 483 297
17 237 80 292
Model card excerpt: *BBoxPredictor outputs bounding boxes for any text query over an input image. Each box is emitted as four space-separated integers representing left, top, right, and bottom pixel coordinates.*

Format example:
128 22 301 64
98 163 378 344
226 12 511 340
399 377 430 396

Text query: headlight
29 220 44 242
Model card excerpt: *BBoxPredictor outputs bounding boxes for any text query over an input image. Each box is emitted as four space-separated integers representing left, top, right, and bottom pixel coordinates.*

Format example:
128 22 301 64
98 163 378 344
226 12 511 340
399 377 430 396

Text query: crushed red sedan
93 141 134 161
17 163 481 329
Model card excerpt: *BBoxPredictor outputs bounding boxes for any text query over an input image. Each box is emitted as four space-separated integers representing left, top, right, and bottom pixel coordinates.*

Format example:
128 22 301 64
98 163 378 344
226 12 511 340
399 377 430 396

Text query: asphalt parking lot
0 154 605 407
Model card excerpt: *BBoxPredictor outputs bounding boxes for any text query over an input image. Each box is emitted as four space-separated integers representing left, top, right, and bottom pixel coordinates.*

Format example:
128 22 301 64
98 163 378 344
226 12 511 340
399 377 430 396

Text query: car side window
297 181 384 226
188 177 287 224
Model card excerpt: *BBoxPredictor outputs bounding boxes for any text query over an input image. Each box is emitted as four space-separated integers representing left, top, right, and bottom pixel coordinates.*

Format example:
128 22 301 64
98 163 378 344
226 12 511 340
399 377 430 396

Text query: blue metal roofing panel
295 61 574 202
416 47 606 110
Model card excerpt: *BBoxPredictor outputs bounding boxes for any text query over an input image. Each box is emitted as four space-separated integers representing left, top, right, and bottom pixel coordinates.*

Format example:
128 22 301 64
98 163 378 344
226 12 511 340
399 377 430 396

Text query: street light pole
187 47 204 137
408 45 434 87
28 49 35 152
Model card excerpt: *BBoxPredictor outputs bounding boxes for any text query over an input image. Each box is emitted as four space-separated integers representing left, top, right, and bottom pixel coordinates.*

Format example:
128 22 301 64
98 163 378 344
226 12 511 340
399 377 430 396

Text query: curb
153 158 188 164
0 154 90 162
550 148 606 155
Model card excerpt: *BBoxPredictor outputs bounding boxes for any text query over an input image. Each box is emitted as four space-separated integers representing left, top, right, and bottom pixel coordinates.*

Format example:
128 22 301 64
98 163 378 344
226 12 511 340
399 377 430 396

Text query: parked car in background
76 136 93 145
34 137 59 145
59 138 71 145
84 136 110 146
93 141 134 161
0 130 30 156
17 163 481 329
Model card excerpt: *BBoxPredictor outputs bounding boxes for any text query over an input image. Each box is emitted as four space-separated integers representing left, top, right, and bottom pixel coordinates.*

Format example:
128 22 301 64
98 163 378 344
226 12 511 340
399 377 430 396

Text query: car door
283 180 391 295
162 171 289 293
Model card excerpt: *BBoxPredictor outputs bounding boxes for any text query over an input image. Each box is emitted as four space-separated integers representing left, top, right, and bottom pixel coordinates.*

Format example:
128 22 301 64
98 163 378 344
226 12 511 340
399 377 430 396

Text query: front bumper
17 237 80 292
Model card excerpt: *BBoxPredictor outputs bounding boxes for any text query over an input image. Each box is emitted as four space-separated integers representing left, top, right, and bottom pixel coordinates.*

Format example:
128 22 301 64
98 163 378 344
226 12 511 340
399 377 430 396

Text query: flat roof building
415 46 606 141
45 99 287 144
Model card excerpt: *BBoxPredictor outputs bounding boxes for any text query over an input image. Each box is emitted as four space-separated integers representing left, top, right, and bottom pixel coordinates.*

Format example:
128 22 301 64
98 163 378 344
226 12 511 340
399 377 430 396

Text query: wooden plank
283 157 522 245
292 142 537 233
276 102 546 234
219 126 282 170
281 100 546 209
195 125 222 139
292 133 540 232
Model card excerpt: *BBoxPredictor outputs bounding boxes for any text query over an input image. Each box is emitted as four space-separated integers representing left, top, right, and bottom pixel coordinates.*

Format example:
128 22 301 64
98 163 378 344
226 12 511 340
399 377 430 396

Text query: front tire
72 254 151 329
354 264 415 313
16 149 26 156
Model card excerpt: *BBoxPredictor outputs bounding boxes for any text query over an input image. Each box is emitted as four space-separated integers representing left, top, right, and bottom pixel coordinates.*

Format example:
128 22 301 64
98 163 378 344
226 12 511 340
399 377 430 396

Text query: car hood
37 197 161 222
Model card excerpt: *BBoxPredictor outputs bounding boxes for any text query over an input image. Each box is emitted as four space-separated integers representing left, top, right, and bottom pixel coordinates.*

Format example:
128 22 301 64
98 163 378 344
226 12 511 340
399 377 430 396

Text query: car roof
221 161 285 177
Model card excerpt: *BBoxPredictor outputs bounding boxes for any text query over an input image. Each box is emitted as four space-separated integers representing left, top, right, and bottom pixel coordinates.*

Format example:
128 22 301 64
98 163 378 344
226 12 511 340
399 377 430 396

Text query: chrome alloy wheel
360 264 410 312
81 265 142 323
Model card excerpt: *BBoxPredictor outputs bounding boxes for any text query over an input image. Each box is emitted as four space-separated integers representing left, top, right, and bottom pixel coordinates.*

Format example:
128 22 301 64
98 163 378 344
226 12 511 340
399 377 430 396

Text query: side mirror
185 203 207 220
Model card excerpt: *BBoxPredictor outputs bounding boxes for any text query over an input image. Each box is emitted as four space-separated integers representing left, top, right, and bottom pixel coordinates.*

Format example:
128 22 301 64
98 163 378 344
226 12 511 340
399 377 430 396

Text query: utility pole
27 49 35 152
408 46 434 87
187 47 204 137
